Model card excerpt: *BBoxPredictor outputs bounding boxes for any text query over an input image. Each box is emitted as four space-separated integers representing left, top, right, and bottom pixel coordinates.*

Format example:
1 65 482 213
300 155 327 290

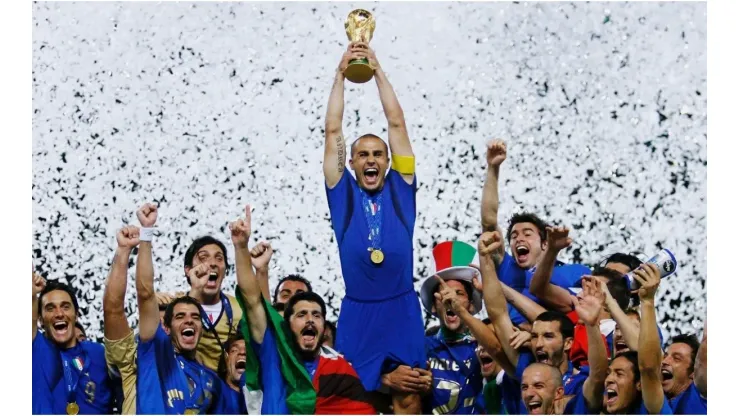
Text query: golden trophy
344 9 376 84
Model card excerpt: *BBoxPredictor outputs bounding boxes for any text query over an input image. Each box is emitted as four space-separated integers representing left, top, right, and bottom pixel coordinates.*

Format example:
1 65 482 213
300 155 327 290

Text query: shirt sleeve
386 170 417 235
638 396 674 415
325 169 354 244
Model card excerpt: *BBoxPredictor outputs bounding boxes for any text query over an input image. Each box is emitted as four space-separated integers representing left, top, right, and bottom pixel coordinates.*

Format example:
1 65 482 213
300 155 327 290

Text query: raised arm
103 226 139 341
501 282 547 324
32 271 46 340
528 226 575 312
135 203 160 343
230 205 267 344
479 231 520 374
601 280 640 352
480 140 507 262
357 43 415 184
250 241 274 301
574 278 609 412
634 264 665 414
694 319 707 397
324 46 359 189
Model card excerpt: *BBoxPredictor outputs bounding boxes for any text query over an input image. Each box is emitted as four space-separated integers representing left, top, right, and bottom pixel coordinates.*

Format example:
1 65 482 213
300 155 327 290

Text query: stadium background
32 2 707 341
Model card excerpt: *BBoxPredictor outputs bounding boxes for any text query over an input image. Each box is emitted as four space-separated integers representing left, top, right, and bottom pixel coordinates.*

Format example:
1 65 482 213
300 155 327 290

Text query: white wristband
140 227 156 242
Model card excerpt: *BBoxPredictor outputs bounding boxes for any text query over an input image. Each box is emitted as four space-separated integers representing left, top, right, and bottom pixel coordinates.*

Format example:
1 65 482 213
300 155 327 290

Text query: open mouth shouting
534 349 550 364
478 350 495 373
615 339 629 354
181 327 197 345
661 366 674 384
300 326 318 348
363 167 380 187
205 272 219 289
444 308 460 326
52 321 70 338
526 399 544 414
605 388 619 406
515 244 531 265
235 359 247 374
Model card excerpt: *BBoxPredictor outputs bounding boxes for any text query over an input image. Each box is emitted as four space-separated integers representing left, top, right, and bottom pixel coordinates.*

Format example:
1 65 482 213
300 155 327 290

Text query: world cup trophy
344 9 376 84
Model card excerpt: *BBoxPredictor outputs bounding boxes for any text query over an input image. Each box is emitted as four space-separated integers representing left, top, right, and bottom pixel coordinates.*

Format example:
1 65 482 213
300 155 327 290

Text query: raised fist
486 140 507 168
117 225 140 249
188 263 211 291
229 205 252 249
478 231 503 256
32 270 46 297
546 226 572 252
250 241 273 271
137 203 158 227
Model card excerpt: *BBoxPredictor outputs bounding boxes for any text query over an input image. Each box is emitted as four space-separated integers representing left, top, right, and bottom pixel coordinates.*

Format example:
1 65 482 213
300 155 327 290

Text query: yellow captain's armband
391 154 415 175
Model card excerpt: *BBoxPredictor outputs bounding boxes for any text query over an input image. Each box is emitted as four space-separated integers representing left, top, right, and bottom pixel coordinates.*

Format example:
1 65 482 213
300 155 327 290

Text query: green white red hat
420 241 483 315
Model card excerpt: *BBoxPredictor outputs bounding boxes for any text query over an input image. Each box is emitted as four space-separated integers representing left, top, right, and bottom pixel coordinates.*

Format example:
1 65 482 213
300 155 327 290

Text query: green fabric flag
483 380 505 415
236 291 317 414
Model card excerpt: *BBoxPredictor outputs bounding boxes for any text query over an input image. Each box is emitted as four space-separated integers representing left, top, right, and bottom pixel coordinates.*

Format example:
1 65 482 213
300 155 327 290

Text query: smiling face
288 300 325 358
661 342 695 399
521 364 564 415
509 222 545 269
530 320 572 369
432 279 472 333
349 136 389 192
604 356 641 414
164 302 203 354
226 339 247 387
186 244 226 298
40 290 78 348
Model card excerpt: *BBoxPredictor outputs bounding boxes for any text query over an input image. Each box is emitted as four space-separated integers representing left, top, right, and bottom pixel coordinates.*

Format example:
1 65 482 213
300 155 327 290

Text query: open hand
546 226 572 252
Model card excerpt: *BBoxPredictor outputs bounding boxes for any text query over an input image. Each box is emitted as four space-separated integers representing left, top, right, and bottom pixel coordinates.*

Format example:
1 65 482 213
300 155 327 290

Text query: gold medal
370 249 384 264
66 402 80 415
184 410 199 415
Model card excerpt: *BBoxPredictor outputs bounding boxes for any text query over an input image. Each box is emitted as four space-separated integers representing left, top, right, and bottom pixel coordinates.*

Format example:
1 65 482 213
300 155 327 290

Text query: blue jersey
564 389 600 415
136 325 236 415
632 396 674 415
669 383 707 415
32 330 115 415
250 326 289 414
222 387 247 414
497 252 590 325
424 331 483 414
326 169 416 301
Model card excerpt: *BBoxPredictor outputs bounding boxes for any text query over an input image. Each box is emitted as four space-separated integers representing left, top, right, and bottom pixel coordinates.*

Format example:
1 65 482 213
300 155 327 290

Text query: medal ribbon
360 190 383 251
178 356 208 413
61 348 91 408
200 291 233 337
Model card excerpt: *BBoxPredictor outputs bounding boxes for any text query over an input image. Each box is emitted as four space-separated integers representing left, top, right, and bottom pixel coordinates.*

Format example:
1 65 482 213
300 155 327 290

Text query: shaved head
524 363 563 387
350 134 387 157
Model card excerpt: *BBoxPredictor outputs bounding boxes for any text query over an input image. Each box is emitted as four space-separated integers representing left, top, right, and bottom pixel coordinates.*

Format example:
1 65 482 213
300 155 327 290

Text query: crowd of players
32 43 707 415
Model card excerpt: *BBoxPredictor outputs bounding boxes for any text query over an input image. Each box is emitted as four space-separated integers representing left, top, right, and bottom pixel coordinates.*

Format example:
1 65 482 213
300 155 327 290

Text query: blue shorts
335 290 426 392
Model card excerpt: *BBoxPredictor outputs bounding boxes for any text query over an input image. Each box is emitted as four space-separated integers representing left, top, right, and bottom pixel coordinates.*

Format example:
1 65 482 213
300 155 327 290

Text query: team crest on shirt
73 356 85 371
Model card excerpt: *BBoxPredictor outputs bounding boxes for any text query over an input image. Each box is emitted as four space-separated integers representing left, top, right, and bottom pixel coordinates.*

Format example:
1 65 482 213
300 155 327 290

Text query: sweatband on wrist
139 227 155 242
391 154 415 175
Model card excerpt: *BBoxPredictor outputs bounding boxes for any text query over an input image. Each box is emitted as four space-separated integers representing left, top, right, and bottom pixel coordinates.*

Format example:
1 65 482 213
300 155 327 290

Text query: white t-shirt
201 301 223 324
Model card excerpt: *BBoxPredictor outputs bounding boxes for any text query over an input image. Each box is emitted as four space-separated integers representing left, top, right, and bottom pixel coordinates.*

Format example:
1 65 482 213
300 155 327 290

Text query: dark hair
481 318 492 326
37 280 80 317
163 296 202 328
624 308 640 319
325 321 337 341
183 236 229 283
74 321 86 335
506 212 548 243
272 274 313 304
283 291 327 323
425 325 441 336
592 266 631 311
602 252 642 272
613 351 641 382
534 311 574 339
668 334 701 371
350 134 388 157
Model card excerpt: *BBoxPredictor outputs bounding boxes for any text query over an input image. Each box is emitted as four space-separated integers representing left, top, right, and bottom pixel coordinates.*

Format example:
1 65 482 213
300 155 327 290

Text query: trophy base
345 59 375 84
